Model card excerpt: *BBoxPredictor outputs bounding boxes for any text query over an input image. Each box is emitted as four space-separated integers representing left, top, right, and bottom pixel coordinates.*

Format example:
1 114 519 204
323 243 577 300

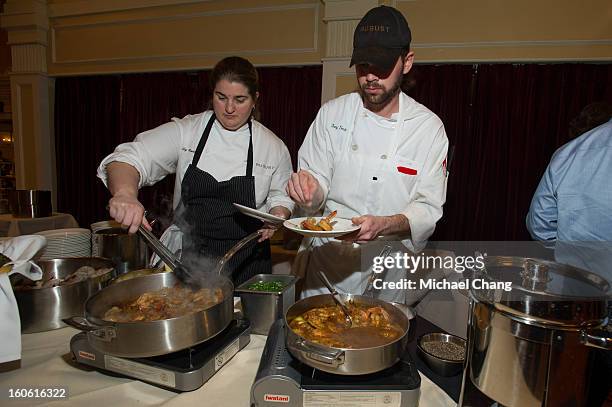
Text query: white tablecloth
0 213 79 237
0 323 457 407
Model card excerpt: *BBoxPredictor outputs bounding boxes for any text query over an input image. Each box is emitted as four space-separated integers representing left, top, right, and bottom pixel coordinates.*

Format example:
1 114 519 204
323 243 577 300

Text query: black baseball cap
350 6 412 71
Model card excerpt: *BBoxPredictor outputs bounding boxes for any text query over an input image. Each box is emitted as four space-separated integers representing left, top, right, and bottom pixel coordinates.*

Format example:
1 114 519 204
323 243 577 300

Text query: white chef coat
295 92 448 303
97 111 294 258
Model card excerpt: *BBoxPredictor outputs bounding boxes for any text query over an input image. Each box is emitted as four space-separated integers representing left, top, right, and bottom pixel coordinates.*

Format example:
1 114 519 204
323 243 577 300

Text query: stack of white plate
35 228 91 260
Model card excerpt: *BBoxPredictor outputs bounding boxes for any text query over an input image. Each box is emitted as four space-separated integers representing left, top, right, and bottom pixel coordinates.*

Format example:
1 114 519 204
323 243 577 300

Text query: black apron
177 113 271 286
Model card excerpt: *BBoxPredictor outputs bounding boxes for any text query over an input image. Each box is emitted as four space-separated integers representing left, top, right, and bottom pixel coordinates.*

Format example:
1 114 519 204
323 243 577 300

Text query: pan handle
63 316 97 331
580 329 612 350
214 230 263 275
293 339 345 367
62 316 117 342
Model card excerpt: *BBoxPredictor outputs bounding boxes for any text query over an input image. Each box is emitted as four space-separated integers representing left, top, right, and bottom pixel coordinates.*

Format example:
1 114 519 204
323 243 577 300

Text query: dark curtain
402 63 612 241
454 64 612 240
258 66 323 169
406 65 476 240
55 66 322 229
55 76 121 229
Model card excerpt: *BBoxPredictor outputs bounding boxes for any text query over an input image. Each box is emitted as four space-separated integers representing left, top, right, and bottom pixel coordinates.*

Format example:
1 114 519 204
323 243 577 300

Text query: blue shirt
526 119 612 242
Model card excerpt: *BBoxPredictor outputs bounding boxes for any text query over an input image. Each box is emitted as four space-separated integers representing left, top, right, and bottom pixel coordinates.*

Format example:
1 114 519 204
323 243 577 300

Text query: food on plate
300 211 337 231
11 266 113 291
246 280 286 292
289 302 403 348
103 285 224 322
1 252 13 274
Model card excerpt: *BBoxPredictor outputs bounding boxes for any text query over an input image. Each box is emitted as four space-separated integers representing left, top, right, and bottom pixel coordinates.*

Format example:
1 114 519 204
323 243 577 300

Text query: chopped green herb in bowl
247 280 287 292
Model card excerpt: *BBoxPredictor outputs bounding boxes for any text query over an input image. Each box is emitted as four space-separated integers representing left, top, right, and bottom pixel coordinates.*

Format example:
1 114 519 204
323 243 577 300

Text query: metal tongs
316 270 353 328
137 225 195 285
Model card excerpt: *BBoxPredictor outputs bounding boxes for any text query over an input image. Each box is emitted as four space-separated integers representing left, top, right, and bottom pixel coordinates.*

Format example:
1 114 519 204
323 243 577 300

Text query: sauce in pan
289 303 404 348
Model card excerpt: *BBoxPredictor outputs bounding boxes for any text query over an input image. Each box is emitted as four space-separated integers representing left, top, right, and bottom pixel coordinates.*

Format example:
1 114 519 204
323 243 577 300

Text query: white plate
233 203 285 224
35 228 90 238
283 216 360 238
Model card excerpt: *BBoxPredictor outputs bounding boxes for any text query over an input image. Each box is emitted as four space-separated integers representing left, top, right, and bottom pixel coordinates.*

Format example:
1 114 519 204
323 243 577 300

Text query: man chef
287 5 449 303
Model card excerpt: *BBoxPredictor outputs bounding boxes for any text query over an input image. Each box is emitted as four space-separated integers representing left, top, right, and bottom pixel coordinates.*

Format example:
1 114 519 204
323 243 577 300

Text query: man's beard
359 75 402 112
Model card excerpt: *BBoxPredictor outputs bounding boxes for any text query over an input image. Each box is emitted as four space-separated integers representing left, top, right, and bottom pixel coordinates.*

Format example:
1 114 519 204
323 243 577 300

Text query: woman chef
97 56 294 285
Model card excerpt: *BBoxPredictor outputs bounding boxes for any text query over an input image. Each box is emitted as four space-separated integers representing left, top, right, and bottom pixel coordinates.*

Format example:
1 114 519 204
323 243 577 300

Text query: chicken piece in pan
102 285 224 322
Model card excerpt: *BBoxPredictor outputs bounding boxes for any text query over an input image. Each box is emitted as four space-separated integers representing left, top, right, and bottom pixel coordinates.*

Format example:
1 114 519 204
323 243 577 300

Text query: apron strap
192 113 216 166
246 119 253 177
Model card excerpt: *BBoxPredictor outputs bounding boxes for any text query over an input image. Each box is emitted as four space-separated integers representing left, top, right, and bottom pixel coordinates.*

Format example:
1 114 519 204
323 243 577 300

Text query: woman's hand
106 161 150 234
257 228 276 242
108 192 151 234
257 206 290 242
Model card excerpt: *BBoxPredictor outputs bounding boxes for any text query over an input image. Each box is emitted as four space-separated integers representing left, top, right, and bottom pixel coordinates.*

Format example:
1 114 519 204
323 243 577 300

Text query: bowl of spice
417 332 466 377
235 274 299 335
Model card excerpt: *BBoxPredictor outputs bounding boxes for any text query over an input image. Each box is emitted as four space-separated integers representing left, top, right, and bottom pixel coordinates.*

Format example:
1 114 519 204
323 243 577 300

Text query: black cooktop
301 349 421 391
132 318 251 372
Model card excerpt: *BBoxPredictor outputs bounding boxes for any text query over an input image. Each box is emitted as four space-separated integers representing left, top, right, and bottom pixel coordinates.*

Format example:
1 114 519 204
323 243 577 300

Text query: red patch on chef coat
397 166 417 175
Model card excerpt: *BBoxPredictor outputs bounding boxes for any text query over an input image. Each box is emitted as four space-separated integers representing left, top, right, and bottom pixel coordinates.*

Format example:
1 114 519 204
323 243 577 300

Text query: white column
1 0 56 207
321 0 378 103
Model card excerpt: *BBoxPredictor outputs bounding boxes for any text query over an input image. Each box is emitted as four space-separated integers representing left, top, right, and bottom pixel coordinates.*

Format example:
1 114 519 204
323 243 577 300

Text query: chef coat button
381 154 387 160
352 144 358 151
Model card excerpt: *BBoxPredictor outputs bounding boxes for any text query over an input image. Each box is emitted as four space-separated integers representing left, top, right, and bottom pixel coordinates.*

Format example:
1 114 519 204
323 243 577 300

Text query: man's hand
339 214 410 244
286 170 324 209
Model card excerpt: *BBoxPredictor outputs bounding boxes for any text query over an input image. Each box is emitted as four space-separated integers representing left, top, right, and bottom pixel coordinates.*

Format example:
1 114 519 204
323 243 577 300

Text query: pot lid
470 256 610 327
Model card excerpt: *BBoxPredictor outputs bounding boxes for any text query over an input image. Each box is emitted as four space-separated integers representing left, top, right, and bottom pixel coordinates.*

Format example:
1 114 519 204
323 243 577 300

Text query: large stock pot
460 256 611 407
12 257 115 333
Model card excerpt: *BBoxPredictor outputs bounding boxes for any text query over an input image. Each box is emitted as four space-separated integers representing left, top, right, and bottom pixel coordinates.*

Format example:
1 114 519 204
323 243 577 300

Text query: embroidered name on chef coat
330 123 348 132
255 163 275 171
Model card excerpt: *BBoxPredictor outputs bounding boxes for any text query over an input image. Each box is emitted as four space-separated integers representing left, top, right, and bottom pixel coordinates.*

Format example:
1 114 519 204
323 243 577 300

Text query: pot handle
62 316 117 342
580 329 612 350
214 230 263 275
63 316 97 331
294 339 345 367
